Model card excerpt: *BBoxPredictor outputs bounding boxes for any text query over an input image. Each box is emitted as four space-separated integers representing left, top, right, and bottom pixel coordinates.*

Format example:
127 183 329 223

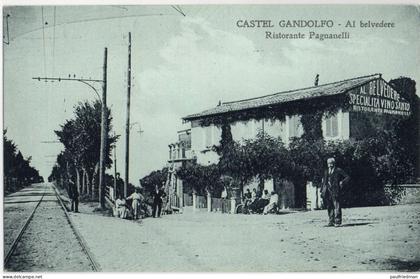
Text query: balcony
168 143 195 163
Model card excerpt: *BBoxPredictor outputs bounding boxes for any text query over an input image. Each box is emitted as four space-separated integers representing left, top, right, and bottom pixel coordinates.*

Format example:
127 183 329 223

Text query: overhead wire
171 5 186 17
9 13 176 42
52 6 56 77
41 7 47 78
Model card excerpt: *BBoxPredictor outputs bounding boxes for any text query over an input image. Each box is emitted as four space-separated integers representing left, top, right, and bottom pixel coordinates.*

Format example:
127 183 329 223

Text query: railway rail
4 183 101 271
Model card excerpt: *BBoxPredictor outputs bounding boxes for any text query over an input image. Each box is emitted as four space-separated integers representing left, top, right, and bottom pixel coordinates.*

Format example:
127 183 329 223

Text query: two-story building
169 73 411 209
167 129 193 208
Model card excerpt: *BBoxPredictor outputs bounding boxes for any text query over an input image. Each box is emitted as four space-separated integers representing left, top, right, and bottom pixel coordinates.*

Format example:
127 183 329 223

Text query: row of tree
48 100 119 202
4 130 43 194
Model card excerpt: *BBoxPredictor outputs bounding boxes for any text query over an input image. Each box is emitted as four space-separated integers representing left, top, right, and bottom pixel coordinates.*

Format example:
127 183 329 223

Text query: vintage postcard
2 2 419 275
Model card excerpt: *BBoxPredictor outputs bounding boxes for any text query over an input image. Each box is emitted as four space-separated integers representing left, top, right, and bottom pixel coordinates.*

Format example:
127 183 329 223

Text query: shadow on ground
381 258 420 272
340 222 378 227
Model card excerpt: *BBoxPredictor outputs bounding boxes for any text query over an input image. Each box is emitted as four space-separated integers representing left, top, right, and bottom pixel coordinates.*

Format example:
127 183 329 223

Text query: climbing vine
196 94 350 130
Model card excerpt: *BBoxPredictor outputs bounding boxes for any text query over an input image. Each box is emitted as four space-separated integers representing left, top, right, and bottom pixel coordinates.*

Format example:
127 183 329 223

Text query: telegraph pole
124 32 131 197
98 47 108 210
33 49 107 210
113 144 117 200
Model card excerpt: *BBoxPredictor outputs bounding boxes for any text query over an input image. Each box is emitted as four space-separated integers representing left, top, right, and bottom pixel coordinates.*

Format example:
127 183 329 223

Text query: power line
171 5 186 17
41 7 47 78
52 6 56 77
32 76 104 101
34 76 104 83
9 13 175 42
111 5 128 11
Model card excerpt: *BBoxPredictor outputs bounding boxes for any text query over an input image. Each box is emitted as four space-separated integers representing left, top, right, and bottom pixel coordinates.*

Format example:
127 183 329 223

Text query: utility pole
124 32 131 197
113 145 117 200
98 47 108 210
33 49 107 210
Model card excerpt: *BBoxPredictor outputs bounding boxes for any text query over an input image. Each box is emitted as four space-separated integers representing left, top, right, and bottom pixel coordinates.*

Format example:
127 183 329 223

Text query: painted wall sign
348 79 411 116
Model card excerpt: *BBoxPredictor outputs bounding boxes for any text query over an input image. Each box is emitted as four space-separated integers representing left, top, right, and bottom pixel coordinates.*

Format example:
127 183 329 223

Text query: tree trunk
91 163 99 201
76 168 81 194
86 169 91 198
258 176 264 194
82 168 87 195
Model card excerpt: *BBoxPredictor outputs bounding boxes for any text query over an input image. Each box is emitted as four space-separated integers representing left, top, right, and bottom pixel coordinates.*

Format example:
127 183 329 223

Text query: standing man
321 158 350 227
68 178 79 213
152 184 166 218
126 187 143 220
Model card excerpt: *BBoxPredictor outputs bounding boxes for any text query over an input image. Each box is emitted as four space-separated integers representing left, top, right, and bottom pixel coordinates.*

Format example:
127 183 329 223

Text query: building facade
170 74 411 209
167 129 193 208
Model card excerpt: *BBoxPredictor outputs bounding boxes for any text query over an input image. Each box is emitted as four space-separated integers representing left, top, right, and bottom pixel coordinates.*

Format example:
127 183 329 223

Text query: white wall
190 116 303 165
191 123 221 166
231 118 289 144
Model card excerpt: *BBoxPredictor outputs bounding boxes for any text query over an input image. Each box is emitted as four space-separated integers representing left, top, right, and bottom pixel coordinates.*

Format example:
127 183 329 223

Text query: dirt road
69 203 420 272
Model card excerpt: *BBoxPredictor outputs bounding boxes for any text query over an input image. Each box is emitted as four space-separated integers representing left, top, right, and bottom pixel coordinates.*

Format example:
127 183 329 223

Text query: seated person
250 189 270 213
263 191 279 214
251 188 257 203
260 189 270 207
115 195 129 219
243 189 252 207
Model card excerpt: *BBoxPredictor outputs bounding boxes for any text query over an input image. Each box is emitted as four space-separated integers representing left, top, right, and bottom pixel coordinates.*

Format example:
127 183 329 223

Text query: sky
2 4 419 183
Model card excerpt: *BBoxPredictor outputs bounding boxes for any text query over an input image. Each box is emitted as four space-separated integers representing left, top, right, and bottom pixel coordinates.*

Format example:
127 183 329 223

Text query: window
288 115 302 138
325 114 338 138
205 125 213 148
172 148 176 160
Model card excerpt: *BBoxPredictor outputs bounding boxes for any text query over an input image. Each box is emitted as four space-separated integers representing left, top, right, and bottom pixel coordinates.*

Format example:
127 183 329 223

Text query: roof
183 74 382 121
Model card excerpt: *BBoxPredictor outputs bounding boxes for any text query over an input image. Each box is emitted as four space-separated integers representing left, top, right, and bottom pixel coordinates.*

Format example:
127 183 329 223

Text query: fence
169 194 180 208
196 195 207 208
211 198 230 213
178 193 238 214
184 194 193 206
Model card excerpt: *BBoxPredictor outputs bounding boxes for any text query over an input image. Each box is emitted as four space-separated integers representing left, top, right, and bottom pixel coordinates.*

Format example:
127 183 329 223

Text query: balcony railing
168 148 194 162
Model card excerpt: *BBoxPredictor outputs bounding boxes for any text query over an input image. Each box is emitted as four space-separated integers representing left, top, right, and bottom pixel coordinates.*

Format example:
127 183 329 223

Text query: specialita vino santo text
236 19 395 28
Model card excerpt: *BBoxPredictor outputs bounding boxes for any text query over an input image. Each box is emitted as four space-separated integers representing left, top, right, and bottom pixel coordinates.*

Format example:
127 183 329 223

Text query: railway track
4 183 101 271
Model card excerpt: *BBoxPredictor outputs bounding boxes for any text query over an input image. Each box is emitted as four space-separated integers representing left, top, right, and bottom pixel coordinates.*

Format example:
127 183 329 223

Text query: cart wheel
235 204 244 214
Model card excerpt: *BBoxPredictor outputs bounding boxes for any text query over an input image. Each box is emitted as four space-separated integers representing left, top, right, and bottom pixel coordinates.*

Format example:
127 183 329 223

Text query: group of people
81 157 348 227
243 188 279 214
114 184 167 220
238 157 349 226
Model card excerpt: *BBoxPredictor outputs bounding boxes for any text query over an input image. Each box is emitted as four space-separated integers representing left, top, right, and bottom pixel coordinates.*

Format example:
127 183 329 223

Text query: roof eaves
183 73 382 121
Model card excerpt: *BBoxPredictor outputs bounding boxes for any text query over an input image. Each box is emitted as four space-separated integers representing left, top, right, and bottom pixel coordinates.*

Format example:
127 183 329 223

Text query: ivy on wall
196 94 350 128
141 77 418 207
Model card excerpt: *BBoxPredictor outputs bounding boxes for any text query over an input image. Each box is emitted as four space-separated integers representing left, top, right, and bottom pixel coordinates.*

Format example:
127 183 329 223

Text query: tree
52 100 118 202
389 77 419 179
140 168 168 194
177 162 223 196
4 130 42 194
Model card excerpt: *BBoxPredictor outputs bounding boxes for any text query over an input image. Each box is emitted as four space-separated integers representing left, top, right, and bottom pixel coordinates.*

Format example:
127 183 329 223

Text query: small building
170 74 411 209
167 129 193 208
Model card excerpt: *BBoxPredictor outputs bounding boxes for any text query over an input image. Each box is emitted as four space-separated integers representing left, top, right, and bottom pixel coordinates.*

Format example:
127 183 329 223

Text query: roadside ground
67 200 420 272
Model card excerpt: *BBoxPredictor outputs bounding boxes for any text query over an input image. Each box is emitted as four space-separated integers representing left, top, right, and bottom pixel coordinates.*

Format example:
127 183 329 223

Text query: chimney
218 100 222 106
314 74 319 86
